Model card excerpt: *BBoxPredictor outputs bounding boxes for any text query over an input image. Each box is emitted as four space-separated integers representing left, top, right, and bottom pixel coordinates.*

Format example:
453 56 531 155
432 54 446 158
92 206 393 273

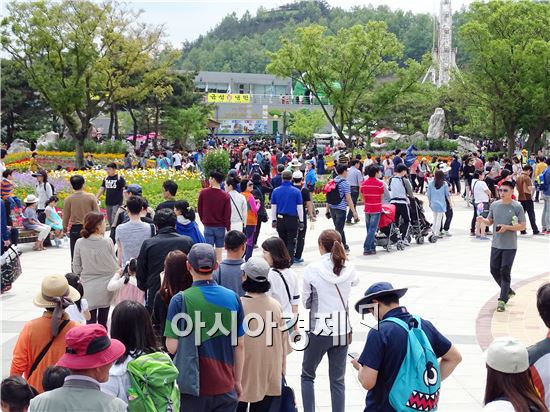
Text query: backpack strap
382 315 421 330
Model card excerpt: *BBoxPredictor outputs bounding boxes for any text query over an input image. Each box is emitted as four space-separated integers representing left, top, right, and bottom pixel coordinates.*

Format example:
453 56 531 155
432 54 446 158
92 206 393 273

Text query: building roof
193 71 291 86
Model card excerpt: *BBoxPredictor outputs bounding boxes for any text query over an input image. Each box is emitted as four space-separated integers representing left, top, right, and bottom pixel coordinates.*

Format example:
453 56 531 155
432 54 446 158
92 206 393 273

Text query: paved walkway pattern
1 196 549 411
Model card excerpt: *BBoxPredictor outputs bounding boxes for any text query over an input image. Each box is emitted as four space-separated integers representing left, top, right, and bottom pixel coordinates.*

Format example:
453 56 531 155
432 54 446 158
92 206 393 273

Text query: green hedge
45 139 129 154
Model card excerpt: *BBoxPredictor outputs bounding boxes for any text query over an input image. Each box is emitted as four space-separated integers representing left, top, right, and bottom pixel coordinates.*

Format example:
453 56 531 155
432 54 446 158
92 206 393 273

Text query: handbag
269 376 298 412
1 245 22 292
335 284 352 344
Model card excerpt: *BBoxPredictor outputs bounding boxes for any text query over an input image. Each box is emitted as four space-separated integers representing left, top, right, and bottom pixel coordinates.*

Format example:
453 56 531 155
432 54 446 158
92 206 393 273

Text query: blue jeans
6 196 22 211
204 226 226 248
330 207 347 248
363 212 381 252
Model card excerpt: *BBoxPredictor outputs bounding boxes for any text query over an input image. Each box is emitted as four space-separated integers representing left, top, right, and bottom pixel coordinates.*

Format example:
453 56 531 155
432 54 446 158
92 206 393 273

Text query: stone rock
36 131 59 149
410 131 426 142
457 135 478 153
7 139 30 154
427 108 446 139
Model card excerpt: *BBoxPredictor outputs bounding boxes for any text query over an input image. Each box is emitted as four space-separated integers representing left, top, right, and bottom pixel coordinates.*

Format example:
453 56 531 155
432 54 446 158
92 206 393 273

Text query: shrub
203 149 230 178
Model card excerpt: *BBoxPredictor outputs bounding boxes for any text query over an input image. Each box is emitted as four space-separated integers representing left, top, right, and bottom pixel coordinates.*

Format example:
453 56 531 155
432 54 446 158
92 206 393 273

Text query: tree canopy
457 0 550 154
1 0 171 166
177 1 459 74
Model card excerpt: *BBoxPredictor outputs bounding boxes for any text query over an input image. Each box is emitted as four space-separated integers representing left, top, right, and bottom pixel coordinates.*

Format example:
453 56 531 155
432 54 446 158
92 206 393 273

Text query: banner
207 93 251 104
218 120 268 135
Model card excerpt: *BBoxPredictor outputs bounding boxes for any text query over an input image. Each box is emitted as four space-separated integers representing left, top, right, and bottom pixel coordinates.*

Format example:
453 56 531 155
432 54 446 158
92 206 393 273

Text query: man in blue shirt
327 164 359 251
346 159 364 224
270 170 304 260
449 155 462 194
351 282 462 412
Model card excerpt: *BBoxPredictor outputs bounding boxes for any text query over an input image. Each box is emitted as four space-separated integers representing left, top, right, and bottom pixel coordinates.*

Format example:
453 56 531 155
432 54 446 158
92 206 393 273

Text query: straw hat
23 194 39 204
34 274 80 308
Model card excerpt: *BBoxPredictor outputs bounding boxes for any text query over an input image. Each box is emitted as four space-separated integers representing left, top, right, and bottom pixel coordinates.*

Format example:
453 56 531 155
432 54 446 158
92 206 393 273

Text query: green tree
162 105 210 149
268 23 405 148
2 0 168 167
0 59 55 144
288 109 326 151
458 0 550 156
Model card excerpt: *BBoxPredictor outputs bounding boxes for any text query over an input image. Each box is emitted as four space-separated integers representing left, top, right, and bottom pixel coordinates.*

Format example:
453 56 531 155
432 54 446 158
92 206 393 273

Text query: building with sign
191 71 332 137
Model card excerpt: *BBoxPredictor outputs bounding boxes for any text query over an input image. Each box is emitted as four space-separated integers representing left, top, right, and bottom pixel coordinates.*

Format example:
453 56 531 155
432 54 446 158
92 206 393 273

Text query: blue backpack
539 170 548 191
383 316 441 412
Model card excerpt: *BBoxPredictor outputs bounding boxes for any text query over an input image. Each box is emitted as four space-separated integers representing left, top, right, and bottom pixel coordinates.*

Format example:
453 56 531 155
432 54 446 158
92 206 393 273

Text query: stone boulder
427 108 445 139
457 135 478 153
7 139 30 154
36 131 59 149
410 131 426 142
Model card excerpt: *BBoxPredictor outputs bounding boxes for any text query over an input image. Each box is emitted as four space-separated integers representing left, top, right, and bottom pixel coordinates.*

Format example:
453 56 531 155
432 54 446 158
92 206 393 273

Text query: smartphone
347 352 359 360
496 225 502 232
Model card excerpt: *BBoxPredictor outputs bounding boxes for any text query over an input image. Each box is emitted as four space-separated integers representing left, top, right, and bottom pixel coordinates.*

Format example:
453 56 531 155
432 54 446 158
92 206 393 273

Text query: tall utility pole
423 0 458 87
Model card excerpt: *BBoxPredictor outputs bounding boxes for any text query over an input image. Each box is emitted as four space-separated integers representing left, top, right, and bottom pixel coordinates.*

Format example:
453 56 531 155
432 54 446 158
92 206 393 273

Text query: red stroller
376 204 405 252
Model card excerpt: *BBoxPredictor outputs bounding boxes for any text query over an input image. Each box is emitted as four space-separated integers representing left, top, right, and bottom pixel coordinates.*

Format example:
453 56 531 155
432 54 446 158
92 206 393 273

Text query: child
44 196 64 247
42 366 70 392
64 273 91 323
174 200 206 244
107 258 144 306
22 195 51 251
1 376 38 412
1 169 22 212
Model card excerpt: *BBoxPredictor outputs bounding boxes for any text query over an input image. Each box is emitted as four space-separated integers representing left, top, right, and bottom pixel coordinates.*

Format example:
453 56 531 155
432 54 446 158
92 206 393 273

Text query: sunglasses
498 189 510 193
247 183 253 186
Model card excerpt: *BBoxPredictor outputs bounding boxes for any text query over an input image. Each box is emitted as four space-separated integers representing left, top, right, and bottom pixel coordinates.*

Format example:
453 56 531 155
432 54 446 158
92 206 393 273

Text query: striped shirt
330 176 351 211
361 177 385 213
1 178 14 200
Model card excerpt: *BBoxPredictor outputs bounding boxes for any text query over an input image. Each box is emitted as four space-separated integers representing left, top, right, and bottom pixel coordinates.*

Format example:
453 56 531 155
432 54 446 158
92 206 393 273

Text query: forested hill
177 0 468 74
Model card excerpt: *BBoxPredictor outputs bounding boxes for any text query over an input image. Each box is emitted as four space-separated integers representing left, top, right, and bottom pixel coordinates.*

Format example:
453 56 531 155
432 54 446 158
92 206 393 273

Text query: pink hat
57 324 125 370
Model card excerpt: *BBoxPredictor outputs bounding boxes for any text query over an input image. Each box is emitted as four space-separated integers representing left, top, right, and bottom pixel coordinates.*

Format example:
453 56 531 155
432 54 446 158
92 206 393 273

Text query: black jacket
136 227 193 309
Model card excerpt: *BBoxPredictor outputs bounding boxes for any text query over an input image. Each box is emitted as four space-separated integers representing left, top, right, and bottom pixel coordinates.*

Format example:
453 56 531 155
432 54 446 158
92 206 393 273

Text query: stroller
376 204 406 252
408 197 437 244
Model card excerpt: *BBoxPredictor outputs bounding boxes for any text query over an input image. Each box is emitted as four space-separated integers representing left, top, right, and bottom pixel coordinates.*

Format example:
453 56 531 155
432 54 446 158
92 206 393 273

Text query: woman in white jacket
301 229 359 412
225 175 247 232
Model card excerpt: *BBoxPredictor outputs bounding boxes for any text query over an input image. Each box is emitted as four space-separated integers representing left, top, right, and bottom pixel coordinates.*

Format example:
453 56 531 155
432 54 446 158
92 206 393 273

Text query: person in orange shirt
240 178 260 261
10 274 80 392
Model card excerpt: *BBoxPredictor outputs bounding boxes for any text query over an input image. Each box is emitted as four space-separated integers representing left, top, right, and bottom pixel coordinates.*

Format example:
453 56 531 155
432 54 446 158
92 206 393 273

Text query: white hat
23 194 39 204
292 170 303 180
486 337 529 374
289 159 302 167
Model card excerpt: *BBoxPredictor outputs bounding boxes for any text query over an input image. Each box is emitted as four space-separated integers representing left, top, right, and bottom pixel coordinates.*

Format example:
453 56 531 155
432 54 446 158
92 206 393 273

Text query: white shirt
228 190 247 225
65 298 89 324
472 179 490 203
173 153 182 167
267 267 300 318
482 400 515 411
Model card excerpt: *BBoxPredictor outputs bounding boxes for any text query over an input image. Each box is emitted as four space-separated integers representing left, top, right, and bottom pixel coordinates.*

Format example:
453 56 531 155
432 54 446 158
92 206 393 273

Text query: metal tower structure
422 0 457 87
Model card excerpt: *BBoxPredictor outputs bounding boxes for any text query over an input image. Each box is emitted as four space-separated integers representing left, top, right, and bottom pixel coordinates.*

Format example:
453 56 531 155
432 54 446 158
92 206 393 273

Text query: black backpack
325 180 344 206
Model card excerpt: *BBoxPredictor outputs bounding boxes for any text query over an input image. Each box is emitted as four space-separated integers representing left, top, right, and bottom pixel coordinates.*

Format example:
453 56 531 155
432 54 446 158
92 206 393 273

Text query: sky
124 0 476 47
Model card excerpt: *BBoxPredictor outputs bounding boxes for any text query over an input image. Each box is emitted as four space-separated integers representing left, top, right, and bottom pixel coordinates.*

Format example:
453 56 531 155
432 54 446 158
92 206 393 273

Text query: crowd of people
1 139 550 412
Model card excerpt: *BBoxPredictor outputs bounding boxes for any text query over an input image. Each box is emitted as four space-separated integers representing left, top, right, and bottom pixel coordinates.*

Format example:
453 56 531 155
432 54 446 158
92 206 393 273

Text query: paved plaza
1 195 548 411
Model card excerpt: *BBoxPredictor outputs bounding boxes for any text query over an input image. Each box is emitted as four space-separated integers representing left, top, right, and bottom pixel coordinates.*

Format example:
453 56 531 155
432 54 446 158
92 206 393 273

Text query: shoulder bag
334 284 352 344
27 319 70 379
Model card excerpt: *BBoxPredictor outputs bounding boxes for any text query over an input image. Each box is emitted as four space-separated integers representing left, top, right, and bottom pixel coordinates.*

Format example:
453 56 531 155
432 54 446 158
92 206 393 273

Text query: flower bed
12 169 202 209
4 151 126 172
